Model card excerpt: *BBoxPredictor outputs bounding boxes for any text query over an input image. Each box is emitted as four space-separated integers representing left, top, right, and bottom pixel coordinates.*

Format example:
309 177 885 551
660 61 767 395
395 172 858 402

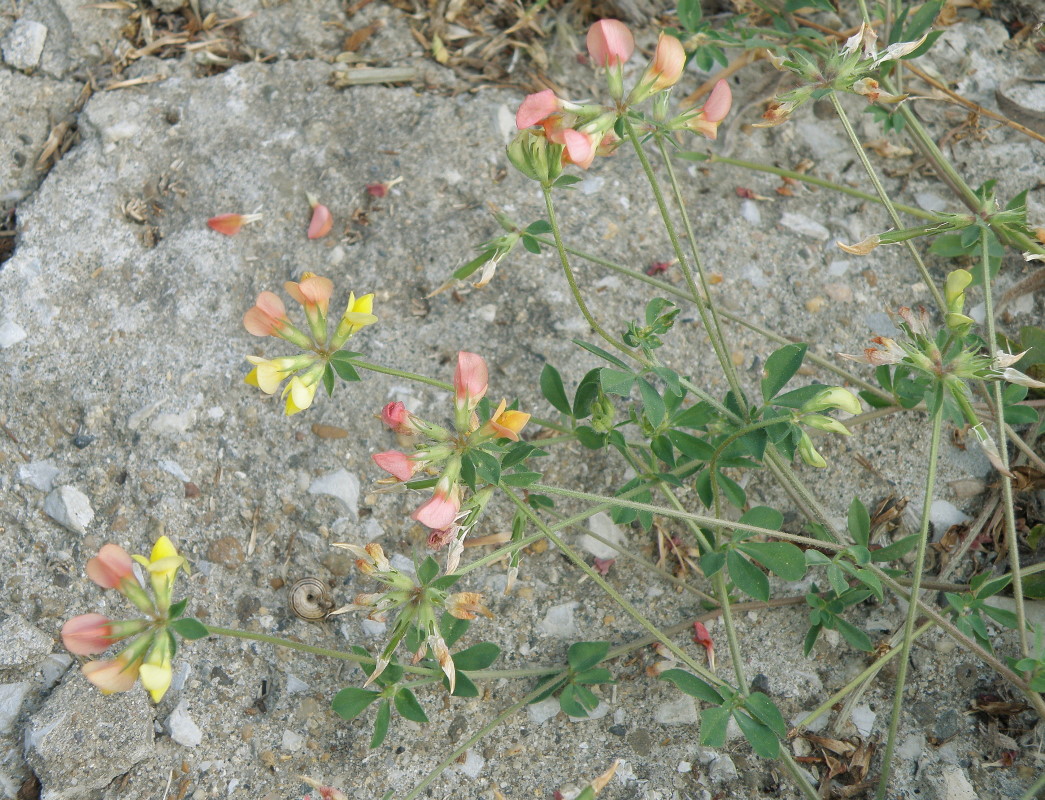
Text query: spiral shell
289 577 334 621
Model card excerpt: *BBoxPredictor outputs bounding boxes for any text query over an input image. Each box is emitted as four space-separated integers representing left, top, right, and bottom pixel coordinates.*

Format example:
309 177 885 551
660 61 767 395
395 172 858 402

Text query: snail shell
289 577 334 621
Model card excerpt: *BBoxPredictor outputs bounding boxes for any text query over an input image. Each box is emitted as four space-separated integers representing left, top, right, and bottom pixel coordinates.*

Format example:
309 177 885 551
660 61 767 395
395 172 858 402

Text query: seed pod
289 577 333 621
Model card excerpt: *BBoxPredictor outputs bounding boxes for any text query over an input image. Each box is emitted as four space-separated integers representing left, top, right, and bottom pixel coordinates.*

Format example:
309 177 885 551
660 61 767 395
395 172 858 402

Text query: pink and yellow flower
684 79 732 139
454 351 488 413
61 614 117 656
412 484 461 531
82 651 144 695
478 399 531 442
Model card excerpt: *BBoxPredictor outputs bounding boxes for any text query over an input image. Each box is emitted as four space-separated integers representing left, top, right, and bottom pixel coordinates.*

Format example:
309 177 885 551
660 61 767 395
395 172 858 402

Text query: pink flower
412 487 461 531
86 544 136 590
686 79 732 140
380 401 418 435
372 450 416 482
517 90 561 129
586 20 634 67
454 352 488 411
207 213 262 236
307 204 333 240
647 33 686 93
82 653 142 695
61 614 115 656
561 129 600 169
284 273 334 315
243 291 290 337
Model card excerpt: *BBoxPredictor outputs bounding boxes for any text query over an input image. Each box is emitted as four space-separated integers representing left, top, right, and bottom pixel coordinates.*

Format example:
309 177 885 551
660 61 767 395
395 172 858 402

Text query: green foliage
944 573 1017 654
170 617 209 640
803 584 874 654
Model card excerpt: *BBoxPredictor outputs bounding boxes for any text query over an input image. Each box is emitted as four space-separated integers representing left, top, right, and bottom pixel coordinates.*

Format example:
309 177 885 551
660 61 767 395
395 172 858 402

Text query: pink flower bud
454 352 488 410
62 614 114 655
207 213 262 236
85 544 135 590
516 90 561 129
307 204 333 239
243 291 289 336
586 19 634 67
380 401 411 433
372 450 416 482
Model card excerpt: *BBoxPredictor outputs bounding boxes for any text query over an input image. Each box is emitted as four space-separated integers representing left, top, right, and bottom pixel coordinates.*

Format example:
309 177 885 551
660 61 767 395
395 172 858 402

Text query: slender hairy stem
978 229 1029 656
621 115 746 407
400 672 569 800
503 485 724 686
202 626 559 680
697 153 939 221
542 185 637 359
796 620 935 734
828 93 945 312
876 405 943 798
528 233 890 400
530 482 849 551
349 358 452 391
659 483 748 689
654 130 745 400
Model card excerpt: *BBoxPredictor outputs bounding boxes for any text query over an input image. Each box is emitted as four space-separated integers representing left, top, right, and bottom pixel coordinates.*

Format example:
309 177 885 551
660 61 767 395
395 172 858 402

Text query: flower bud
801 414 852 436
801 387 862 416
797 431 827 468
506 129 564 184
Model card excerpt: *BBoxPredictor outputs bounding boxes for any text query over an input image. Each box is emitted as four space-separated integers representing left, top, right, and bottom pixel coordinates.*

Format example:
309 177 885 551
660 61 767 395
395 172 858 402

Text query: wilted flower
207 212 262 236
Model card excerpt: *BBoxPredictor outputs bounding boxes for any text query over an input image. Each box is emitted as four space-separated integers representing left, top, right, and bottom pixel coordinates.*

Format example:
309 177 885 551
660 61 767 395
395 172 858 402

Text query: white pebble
167 702 203 747
43 486 94 534
308 469 360 517
0 319 27 348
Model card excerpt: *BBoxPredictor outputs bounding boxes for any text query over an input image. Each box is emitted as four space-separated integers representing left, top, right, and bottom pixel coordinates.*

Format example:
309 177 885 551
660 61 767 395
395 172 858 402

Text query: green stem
653 130 746 403
541 185 638 360
621 116 746 408
527 233 890 401
795 620 935 734
876 403 943 799
201 625 558 681
659 483 748 689
400 672 569 800
503 484 724 686
349 358 452 392
529 482 847 551
696 152 939 221
978 229 1029 657
828 92 945 312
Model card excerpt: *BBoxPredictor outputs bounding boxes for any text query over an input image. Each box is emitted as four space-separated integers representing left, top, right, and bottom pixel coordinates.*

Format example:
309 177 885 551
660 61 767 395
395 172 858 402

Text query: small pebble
206 537 245 568
779 212 830 241
1 19 48 70
539 602 579 639
17 460 60 492
653 696 698 725
578 513 626 560
43 486 94 534
824 283 852 303
308 469 360 517
0 683 32 734
281 730 304 752
527 697 560 725
708 754 738 783
456 749 484 779
805 296 826 312
168 702 203 747
0 319 27 348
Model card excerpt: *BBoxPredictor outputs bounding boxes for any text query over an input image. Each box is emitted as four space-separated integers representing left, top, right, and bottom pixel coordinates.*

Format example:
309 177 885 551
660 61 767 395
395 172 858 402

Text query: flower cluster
755 22 927 128
372 352 529 572
508 20 732 181
840 273 1044 474
61 537 190 702
329 542 492 691
243 273 377 415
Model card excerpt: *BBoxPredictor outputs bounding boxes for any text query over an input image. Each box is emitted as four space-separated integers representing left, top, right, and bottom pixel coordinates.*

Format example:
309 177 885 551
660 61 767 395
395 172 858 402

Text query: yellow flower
139 635 173 703
132 535 187 613
245 354 316 394
478 399 531 441
330 292 378 348
282 375 319 415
